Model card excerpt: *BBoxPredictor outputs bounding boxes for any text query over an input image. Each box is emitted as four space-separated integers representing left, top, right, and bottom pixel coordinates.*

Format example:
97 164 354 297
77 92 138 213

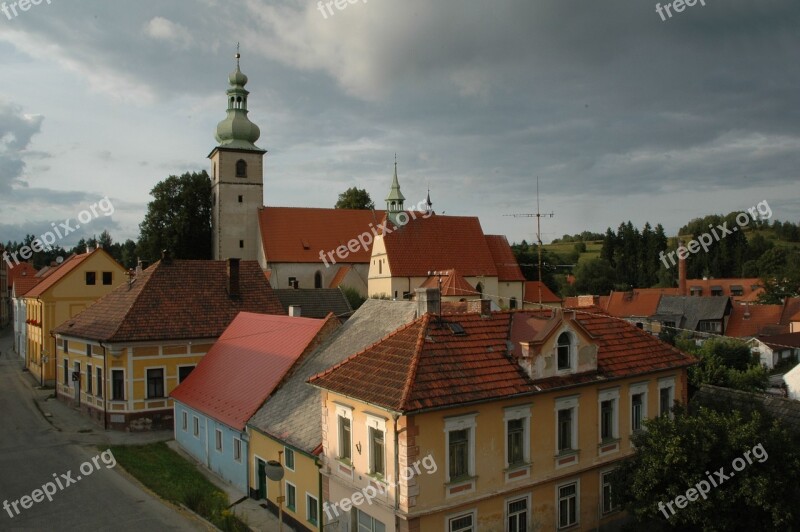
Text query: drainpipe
100 342 108 430
392 413 407 529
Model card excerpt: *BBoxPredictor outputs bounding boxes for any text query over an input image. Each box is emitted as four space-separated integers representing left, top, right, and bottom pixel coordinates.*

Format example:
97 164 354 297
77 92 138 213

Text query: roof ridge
104 263 159 341
399 313 431 411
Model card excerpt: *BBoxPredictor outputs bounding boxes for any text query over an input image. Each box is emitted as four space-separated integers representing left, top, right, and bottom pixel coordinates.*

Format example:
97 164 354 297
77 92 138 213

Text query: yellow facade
248 428 322 531
24 250 126 385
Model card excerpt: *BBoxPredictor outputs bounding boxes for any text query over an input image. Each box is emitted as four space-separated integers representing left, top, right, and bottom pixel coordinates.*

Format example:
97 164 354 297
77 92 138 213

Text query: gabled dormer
513 310 598 381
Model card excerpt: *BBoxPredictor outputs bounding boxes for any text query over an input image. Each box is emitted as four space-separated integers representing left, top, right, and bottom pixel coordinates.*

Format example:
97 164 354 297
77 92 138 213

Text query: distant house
651 296 732 337
726 304 786 338
11 275 41 361
600 290 669 331
748 333 800 370
247 299 417 531
522 281 563 308
54 258 285 430
273 288 353 320
171 312 338 494
419 269 479 303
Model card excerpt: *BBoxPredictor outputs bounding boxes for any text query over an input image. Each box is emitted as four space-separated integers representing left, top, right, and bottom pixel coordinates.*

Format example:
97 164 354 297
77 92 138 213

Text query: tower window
238 195 243 203
235 159 247 178
239 240 244 249
314 271 322 289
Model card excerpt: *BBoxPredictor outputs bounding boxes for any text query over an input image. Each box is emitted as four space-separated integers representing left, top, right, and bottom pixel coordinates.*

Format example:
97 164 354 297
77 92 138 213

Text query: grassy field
109 442 249 532
543 240 603 266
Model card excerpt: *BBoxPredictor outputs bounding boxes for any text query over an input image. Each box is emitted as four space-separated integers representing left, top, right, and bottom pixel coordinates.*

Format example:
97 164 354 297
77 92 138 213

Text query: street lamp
264 451 285 532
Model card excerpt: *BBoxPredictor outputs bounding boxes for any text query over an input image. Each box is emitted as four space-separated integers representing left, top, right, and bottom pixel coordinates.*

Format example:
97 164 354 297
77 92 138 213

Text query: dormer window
557 332 574 372
235 159 247 178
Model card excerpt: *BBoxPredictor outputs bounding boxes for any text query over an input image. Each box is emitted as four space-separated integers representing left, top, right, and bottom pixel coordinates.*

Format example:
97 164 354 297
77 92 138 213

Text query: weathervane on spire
235 42 241 67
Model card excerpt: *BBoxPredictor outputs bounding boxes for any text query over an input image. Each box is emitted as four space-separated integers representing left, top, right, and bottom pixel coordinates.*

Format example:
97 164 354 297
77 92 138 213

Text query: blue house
171 311 338 493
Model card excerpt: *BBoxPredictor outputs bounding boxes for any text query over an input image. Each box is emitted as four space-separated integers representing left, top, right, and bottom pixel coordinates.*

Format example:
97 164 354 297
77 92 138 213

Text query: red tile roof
761 332 800 350
381 214 499 278
309 308 695 413
24 252 96 298
523 281 561 304
603 290 665 318
684 278 762 300
258 207 385 264
328 265 352 289
781 297 800 325
12 277 41 297
171 312 336 430
420 270 477 297
55 260 285 342
725 304 785 338
485 235 525 281
8 262 37 289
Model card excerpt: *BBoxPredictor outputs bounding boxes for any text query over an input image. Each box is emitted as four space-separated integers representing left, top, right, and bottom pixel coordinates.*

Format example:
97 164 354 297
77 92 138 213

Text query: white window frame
629 382 649 433
598 388 620 443
554 396 579 455
555 330 576 374
306 492 318 526
445 508 477 532
335 404 353 462
193 415 200 438
284 447 295 471
365 414 387 477
145 365 166 399
215 428 223 452
601 469 617 514
658 376 676 418
505 493 531 532
503 404 531 468
285 480 296 512
556 479 580 529
233 437 242 463
444 413 477 483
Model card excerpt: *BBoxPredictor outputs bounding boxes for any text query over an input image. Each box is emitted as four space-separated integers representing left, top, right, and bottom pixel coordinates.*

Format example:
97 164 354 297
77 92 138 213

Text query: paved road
0 328 206 531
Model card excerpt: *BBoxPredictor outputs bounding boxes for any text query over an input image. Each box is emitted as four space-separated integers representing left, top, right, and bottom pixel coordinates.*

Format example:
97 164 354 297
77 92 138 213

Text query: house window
146 368 165 399
507 496 529 532
336 406 353 461
697 320 722 333
475 282 483 297
215 429 223 452
284 448 295 471
63 359 69 385
73 361 80 387
239 240 244 249
447 511 475 532
602 471 616 514
558 481 579 528
233 438 242 462
659 377 675 418
368 427 385 476
445 414 476 483
182 411 188 432
111 370 124 400
85 272 96 285
288 276 297 288
599 388 619 443
102 271 113 285
63 339 69 353
285 481 296 511
235 159 247 177
193 416 199 437
86 364 92 394
238 195 243 203
306 493 318 526
555 396 579 455
96 367 103 398
356 509 386 532
630 383 648 433
504 404 530 468
314 271 322 289
509 297 518 309
178 365 195 383
557 332 573 371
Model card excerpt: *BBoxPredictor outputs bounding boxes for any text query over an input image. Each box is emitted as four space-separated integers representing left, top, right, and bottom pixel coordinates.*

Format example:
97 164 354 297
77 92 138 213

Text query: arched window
314 271 322 289
557 332 573 371
476 282 484 297
235 159 247 178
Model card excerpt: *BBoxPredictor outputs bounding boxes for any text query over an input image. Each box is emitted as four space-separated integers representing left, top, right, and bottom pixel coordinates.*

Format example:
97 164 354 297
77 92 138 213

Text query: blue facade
174 402 248 493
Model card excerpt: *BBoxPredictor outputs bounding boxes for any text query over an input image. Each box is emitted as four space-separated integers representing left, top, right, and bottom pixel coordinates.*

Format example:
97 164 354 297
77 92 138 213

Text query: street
0 327 205 531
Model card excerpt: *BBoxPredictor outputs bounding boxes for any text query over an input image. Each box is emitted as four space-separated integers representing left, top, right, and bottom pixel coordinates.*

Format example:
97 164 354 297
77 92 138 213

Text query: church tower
209 50 265 261
385 157 406 226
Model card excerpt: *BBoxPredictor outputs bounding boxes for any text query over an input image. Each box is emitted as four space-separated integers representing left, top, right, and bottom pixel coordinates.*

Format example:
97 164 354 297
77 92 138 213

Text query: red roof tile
381 215 499 278
523 281 561 304
485 235 525 281
726 304 785 338
328 265 352 289
171 312 335 429
258 207 385 264
309 308 695 413
603 290 664 318
12 277 41 296
55 260 285 342
420 270 477 297
8 262 37 289
761 332 800 350
781 297 800 325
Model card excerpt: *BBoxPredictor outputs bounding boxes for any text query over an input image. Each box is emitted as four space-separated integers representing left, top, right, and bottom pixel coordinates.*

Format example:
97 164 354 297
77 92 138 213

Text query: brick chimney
467 298 492 317
227 258 240 298
415 287 441 317
678 240 687 296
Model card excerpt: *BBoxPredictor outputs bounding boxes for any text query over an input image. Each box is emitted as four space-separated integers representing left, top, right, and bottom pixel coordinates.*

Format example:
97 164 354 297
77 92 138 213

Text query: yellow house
54 257 284 430
24 248 127 386
246 299 418 531
309 291 696 531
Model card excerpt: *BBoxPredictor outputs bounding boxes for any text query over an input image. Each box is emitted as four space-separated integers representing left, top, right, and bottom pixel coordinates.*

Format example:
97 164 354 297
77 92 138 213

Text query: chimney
161 249 172 265
86 245 96 254
289 305 302 317
467 298 492 317
678 240 687 296
227 258 240 298
415 287 441 317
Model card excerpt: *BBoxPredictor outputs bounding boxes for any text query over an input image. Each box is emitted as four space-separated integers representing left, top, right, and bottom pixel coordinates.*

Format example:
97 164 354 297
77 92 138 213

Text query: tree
687 337 768 392
137 171 212 262
335 187 374 210
572 257 615 295
340 285 366 311
611 405 800 531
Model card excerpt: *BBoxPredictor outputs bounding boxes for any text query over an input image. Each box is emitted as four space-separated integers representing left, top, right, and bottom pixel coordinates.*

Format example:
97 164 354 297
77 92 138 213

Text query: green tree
340 285 366 311
688 338 768 392
335 187 374 210
137 171 212 262
611 405 800 531
572 257 615 295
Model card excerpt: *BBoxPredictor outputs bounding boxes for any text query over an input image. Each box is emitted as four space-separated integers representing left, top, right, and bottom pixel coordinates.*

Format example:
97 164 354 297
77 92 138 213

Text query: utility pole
504 178 554 305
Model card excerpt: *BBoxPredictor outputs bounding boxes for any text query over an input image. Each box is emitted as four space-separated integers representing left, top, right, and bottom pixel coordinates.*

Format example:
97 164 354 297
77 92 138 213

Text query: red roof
684 278 762 300
762 332 800 350
309 309 695 413
523 281 561 304
381 214 499 278
55 260 285 342
726 304 785 338
12 277 41 297
8 262 37 289
25 252 98 298
171 312 336 429
603 290 665 318
328 265 352 288
258 207 385 264
781 297 800 325
485 235 525 281
420 270 477 297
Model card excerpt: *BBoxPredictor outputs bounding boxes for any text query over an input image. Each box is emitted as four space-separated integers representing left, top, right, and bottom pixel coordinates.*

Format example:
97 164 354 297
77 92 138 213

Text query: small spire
426 186 432 213
235 42 240 68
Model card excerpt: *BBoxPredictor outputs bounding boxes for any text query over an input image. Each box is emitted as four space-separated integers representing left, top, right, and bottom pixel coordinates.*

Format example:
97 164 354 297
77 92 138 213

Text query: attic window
446 322 467 336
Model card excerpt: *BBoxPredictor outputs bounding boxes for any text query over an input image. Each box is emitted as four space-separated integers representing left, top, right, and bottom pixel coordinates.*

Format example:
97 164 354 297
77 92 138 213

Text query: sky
1 0 798 249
